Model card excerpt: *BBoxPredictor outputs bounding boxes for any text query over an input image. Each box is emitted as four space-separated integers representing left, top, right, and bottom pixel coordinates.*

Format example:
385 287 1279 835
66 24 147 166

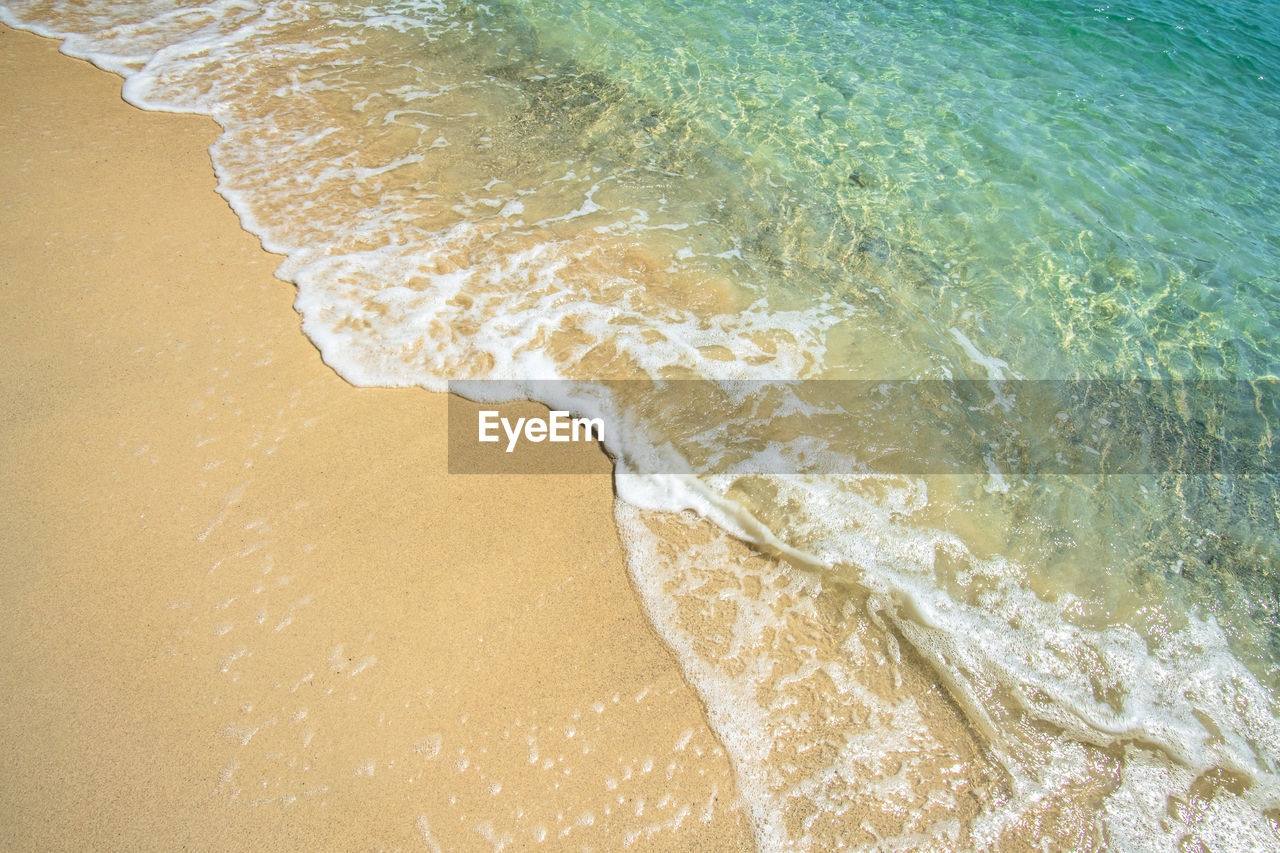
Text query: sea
3 0 1278 848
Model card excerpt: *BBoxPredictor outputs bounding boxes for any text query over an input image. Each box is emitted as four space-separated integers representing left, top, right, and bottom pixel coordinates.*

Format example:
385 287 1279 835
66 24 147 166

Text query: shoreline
10 11 1274 847
0 24 752 849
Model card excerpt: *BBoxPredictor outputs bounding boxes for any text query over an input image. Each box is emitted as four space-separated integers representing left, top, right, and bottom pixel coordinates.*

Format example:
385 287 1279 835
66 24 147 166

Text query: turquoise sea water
495 0 1280 662
4 0 1279 847
522 0 1280 377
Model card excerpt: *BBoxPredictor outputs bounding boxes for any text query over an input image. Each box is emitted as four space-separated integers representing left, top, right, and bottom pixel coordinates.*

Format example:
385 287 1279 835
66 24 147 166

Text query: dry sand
0 24 752 849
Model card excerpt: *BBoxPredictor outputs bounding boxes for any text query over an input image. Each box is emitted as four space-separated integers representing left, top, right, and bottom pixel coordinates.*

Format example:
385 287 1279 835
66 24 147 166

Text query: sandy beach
0 24 752 849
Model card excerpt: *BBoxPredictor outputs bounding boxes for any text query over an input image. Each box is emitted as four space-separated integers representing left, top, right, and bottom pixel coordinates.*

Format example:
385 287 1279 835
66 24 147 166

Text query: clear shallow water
5 0 1279 847
520 0 1280 376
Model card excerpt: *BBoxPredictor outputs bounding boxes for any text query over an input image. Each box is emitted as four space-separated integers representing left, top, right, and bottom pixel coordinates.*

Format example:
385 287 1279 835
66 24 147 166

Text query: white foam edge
0 5 150 74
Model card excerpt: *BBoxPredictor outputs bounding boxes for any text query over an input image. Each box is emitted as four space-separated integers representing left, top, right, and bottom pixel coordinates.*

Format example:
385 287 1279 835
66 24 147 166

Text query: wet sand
0 24 752 849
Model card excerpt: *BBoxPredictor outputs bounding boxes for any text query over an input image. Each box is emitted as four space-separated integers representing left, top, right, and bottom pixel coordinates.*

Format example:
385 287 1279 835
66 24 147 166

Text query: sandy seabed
0 24 753 849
